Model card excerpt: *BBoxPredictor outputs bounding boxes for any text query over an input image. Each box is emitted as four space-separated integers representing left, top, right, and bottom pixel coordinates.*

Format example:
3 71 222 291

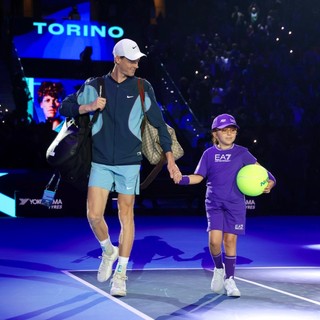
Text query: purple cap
211 113 240 130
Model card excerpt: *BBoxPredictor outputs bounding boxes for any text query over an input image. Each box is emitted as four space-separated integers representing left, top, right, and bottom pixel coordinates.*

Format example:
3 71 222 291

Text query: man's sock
115 256 129 276
99 237 113 255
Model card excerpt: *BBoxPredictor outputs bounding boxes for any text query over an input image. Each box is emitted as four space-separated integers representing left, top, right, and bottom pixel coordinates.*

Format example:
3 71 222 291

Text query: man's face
40 95 61 119
117 56 140 77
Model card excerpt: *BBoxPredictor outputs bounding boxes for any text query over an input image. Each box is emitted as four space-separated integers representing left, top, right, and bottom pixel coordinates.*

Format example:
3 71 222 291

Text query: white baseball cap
112 39 146 60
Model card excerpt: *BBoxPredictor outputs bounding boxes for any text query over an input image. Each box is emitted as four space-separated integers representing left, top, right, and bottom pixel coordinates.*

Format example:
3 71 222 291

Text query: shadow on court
69 268 320 320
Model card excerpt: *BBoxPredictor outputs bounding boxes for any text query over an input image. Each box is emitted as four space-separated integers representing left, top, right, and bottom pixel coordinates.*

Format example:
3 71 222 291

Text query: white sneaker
97 246 119 283
110 273 128 297
224 277 241 297
211 264 225 294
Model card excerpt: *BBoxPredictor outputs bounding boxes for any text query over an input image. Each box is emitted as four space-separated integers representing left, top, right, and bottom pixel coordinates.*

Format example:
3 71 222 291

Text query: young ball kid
175 114 276 297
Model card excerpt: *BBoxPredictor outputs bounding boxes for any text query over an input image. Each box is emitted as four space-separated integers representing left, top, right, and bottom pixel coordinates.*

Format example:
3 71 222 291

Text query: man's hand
165 152 182 184
90 97 106 112
80 97 106 114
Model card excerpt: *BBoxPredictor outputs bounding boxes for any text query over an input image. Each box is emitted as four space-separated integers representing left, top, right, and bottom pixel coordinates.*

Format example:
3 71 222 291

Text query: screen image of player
26 77 83 128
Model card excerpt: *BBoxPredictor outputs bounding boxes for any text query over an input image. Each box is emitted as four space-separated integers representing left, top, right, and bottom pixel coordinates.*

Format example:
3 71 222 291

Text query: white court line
235 276 320 306
63 266 320 318
236 266 320 270
62 270 154 320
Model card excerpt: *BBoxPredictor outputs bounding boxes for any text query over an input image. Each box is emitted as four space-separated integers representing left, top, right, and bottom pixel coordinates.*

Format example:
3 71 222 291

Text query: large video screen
13 2 123 62
26 77 84 129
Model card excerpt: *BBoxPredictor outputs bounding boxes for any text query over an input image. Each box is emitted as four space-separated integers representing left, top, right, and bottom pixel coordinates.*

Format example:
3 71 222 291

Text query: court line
62 270 154 320
63 266 320 317
236 276 320 306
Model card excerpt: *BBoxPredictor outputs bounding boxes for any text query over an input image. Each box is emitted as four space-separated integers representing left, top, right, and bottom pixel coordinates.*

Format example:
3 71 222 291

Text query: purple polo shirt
194 144 256 206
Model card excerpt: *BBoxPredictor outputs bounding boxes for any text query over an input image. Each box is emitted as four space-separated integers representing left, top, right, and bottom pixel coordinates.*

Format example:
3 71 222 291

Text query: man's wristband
179 175 190 185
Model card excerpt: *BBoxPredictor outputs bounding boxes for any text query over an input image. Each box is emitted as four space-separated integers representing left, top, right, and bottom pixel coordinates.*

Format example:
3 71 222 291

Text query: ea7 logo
215 154 231 162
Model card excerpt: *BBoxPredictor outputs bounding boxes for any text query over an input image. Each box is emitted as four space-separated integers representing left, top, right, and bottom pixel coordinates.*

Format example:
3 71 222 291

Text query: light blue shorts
89 163 141 195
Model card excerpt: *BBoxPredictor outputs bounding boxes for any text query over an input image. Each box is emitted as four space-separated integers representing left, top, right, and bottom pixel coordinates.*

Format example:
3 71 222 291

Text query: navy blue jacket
60 74 172 165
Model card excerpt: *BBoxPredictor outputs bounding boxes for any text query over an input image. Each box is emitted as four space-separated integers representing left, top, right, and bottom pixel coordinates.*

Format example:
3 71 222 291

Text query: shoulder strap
138 77 167 189
88 77 104 128
97 76 106 98
138 78 146 114
140 155 167 190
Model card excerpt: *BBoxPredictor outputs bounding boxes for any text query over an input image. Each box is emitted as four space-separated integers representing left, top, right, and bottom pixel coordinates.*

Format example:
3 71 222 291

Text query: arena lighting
304 244 320 250
0 173 16 218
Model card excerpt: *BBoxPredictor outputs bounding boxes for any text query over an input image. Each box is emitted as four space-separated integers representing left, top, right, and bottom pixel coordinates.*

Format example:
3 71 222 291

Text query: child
175 113 276 297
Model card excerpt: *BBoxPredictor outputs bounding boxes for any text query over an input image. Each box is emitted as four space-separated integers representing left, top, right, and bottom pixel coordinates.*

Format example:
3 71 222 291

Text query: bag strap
140 154 167 190
97 76 106 98
138 77 146 113
138 77 167 190
88 109 99 129
88 76 105 128
45 170 61 192
138 77 147 135
76 77 102 148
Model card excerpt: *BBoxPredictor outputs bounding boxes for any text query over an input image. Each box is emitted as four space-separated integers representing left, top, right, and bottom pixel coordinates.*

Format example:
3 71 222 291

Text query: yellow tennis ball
236 164 269 196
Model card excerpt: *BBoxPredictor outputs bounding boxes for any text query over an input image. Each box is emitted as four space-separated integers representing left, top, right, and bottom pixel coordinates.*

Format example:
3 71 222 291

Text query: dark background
0 0 319 217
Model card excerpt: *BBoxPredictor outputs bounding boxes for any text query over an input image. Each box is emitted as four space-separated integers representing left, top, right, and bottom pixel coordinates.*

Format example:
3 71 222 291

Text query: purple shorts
206 199 246 235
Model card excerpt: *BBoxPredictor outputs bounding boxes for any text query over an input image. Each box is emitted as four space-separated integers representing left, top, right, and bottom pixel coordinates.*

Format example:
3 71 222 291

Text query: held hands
166 159 182 184
168 163 182 184
169 165 182 184
173 169 182 184
166 152 182 184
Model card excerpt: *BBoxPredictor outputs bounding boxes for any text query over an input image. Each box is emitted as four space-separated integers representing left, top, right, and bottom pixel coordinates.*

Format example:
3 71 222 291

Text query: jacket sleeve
59 92 80 118
60 77 99 118
143 80 172 153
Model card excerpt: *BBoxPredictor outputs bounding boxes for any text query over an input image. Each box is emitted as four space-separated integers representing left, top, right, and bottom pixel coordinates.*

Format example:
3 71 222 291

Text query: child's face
213 126 237 148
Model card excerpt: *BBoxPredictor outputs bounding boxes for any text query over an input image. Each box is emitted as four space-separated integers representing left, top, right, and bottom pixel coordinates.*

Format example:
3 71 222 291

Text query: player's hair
37 82 65 104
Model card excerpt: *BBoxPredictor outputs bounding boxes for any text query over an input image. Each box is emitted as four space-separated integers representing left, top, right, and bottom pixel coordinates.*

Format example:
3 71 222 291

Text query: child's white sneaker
211 264 226 294
224 277 241 297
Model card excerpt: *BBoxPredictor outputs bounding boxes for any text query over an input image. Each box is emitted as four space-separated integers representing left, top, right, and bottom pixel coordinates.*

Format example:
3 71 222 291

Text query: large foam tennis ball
236 165 268 196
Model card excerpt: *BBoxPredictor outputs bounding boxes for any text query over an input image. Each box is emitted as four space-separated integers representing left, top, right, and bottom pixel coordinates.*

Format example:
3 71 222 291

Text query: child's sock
212 252 224 269
225 255 236 278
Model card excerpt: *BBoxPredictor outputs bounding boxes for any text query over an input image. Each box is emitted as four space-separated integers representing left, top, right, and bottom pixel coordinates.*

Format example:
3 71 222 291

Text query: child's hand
263 180 275 193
